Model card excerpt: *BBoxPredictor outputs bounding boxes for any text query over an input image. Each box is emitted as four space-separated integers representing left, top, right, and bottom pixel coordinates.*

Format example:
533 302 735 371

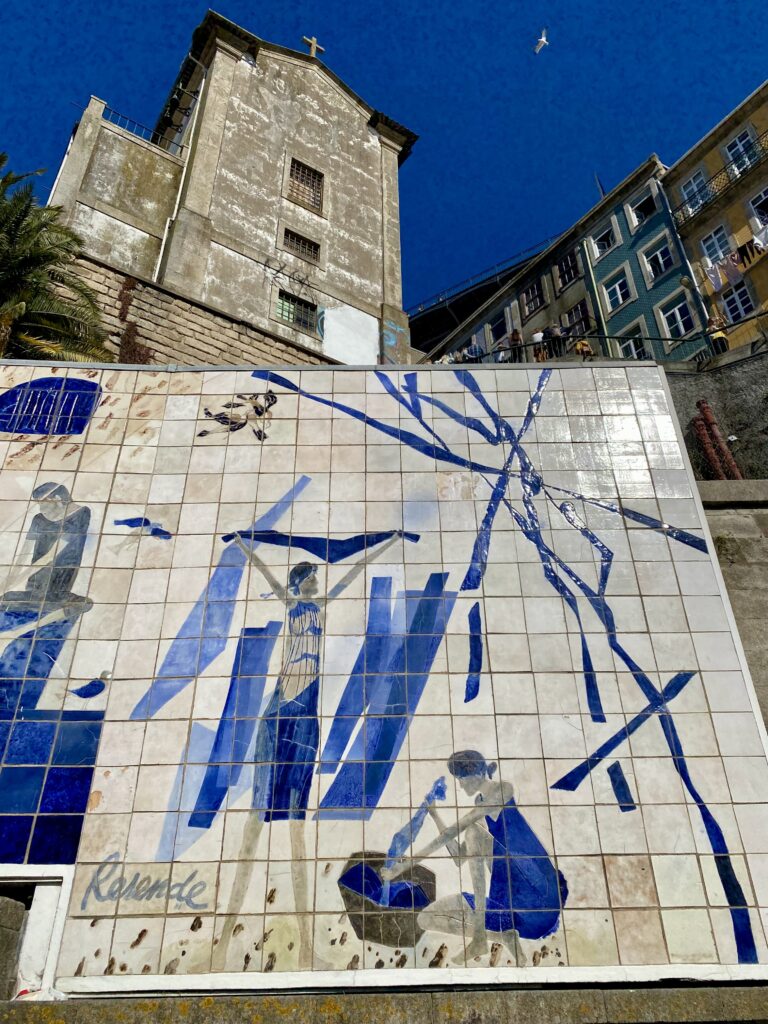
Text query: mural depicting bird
534 27 549 53
113 516 173 539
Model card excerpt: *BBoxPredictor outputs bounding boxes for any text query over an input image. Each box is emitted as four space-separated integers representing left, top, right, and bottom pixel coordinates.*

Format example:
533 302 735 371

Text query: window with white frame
522 279 545 317
701 226 731 263
593 224 617 257
722 282 755 323
661 296 695 339
619 326 649 360
749 185 768 227
557 249 579 288
630 191 657 226
681 170 708 211
644 238 674 280
726 128 757 175
605 271 631 311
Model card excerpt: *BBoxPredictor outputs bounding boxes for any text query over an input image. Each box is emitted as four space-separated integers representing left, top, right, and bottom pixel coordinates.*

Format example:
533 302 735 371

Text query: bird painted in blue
71 679 106 699
114 517 173 539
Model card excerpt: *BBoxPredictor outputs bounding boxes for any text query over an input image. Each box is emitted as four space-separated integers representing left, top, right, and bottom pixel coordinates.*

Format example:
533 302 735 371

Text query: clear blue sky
2 0 766 309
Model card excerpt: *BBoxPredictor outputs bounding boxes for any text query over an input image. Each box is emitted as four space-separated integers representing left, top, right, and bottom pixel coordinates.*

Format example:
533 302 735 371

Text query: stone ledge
2 987 768 1024
698 479 768 508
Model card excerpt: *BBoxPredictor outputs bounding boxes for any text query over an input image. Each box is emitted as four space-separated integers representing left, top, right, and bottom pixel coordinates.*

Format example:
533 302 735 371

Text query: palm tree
0 153 112 362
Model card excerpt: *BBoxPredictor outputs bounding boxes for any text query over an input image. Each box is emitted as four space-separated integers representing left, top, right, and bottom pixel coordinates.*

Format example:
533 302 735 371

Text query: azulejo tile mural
0 360 767 985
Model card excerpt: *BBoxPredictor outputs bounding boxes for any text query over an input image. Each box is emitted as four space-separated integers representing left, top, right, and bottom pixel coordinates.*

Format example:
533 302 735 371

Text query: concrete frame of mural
0 358 767 994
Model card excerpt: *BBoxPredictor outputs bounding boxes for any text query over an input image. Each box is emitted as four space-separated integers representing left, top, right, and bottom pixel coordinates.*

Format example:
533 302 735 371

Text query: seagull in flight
534 27 549 54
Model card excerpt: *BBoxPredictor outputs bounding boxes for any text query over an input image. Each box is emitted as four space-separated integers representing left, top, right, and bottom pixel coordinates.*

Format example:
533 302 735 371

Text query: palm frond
0 154 112 363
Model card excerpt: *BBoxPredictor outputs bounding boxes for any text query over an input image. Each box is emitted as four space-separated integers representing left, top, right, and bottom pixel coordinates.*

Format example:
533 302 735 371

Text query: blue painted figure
384 750 567 965
251 566 323 822
0 483 97 864
215 531 406 971
1 483 90 620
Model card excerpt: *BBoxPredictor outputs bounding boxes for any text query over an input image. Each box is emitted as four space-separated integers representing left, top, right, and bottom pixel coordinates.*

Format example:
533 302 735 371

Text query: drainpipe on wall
657 180 710 330
692 415 726 479
152 55 209 283
696 398 743 479
579 240 608 354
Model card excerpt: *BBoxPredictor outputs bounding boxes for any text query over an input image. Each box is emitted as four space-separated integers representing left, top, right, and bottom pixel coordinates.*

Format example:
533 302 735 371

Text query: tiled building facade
664 82 768 350
424 159 709 364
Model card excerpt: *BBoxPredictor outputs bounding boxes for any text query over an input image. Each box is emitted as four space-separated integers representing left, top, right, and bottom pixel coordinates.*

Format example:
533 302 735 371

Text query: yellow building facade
664 81 768 351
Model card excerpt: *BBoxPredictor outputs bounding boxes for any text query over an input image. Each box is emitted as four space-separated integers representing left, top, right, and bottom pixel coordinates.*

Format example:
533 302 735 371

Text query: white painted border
54 961 768 995
0 864 74 992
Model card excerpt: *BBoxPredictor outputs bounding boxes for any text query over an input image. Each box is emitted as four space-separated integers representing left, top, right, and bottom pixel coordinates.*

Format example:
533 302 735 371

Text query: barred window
288 158 324 212
284 228 320 263
275 290 318 333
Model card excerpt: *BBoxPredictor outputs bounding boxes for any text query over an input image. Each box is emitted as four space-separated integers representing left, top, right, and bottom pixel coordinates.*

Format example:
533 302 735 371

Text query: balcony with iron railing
671 128 768 229
426 309 768 367
101 106 186 158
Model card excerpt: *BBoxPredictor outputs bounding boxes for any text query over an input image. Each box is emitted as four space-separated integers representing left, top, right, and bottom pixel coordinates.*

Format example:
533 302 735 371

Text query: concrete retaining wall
2 988 768 1023
665 342 768 479
703 487 768 723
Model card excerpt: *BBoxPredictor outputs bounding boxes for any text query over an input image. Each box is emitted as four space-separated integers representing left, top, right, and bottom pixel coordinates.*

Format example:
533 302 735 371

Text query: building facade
422 158 710 365
50 12 417 365
663 81 768 351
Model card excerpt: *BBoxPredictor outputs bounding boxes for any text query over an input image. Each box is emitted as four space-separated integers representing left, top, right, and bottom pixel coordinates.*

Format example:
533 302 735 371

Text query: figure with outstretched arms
215 529 406 970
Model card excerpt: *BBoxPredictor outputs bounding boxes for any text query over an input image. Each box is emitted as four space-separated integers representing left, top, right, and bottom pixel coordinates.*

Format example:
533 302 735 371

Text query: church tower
50 12 417 364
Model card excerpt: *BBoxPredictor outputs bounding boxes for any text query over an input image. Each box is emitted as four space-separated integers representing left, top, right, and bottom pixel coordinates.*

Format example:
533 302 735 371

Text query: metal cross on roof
301 35 325 58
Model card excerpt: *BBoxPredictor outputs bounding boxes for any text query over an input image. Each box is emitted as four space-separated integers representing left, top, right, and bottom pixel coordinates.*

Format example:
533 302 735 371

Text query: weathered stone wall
665 343 768 479
75 257 336 367
703 492 768 724
0 897 24 1000
53 107 184 281
2 988 768 1022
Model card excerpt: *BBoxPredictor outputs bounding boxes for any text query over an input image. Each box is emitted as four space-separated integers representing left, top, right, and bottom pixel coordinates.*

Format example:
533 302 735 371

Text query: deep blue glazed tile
52 721 101 765
0 815 33 862
62 709 104 721
0 767 45 812
19 679 46 708
6 721 56 765
39 766 93 813
0 721 10 759
28 815 82 863
0 378 100 435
